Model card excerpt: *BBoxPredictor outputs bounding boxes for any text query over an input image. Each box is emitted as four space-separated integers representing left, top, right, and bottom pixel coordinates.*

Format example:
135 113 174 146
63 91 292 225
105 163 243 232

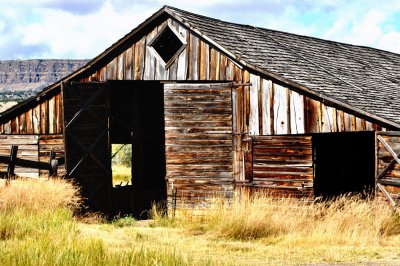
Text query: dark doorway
62 82 112 214
313 132 375 198
109 81 167 218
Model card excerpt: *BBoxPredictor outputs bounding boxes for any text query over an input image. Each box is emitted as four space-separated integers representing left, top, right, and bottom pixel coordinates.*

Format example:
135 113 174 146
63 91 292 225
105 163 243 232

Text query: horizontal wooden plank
253 171 313 179
167 172 232 178
253 164 313 173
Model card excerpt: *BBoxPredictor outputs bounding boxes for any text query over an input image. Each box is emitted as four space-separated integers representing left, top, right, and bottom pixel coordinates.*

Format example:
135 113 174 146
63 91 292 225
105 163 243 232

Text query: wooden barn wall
251 135 313 198
80 18 385 136
0 134 65 177
164 83 233 208
377 132 400 201
0 17 392 197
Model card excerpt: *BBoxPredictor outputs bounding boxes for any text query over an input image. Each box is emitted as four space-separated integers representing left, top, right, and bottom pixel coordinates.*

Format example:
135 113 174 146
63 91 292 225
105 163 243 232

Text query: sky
1 0 400 60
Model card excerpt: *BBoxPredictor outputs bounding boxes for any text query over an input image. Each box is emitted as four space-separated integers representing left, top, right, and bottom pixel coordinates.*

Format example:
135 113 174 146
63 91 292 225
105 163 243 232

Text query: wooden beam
379 179 400 187
377 135 400 166
377 183 397 208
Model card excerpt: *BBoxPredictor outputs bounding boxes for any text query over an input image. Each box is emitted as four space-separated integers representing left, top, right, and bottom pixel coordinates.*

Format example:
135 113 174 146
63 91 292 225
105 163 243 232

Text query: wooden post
49 150 58 177
6 145 18 185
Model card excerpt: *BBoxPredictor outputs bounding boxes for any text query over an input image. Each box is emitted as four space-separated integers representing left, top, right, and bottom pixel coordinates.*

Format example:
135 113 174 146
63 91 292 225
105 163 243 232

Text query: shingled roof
1 6 399 128
165 6 400 126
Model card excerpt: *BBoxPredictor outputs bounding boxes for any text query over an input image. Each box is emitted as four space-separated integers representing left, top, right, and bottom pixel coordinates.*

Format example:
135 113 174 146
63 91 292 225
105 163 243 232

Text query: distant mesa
0 59 89 112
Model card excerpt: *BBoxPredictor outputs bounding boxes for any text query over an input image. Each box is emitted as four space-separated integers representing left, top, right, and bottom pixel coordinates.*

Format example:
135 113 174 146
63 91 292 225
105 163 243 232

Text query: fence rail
0 145 64 183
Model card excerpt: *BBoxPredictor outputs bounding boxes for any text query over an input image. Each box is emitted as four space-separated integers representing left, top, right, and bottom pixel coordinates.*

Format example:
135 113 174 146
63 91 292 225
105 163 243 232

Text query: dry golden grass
143 194 400 265
2 177 400 265
0 177 81 212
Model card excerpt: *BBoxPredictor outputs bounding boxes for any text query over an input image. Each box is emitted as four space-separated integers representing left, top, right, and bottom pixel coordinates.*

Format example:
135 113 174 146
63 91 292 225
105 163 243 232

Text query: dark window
150 26 184 65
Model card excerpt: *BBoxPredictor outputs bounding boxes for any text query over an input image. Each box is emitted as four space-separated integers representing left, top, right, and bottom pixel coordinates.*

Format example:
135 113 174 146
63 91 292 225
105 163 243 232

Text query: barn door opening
109 81 166 218
62 82 111 213
313 131 375 198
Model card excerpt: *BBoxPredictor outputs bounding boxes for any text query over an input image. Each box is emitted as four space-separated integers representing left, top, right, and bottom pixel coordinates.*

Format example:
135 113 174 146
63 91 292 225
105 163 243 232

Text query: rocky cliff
0 59 89 100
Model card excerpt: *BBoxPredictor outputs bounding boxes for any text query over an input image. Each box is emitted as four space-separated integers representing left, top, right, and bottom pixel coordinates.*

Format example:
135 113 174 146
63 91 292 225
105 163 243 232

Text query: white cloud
19 1 158 59
1 0 400 59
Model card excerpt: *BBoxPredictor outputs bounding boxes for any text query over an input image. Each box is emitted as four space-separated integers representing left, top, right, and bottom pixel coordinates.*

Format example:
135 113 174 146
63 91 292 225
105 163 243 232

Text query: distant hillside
0 59 88 106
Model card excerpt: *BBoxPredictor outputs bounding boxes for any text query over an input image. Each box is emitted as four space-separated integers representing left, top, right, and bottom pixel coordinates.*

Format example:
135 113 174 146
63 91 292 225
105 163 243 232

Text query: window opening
111 144 132 187
149 25 185 67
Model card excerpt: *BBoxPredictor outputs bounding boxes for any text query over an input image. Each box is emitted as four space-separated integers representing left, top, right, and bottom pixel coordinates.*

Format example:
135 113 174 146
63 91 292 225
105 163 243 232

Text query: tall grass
0 178 193 266
153 194 400 245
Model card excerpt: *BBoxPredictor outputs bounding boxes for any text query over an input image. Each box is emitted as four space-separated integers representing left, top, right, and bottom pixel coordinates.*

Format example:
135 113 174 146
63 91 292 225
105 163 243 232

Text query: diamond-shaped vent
150 25 185 67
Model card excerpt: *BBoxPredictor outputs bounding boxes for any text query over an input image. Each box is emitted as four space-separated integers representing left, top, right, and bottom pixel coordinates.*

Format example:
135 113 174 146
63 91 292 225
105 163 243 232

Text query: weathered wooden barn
1 6 400 215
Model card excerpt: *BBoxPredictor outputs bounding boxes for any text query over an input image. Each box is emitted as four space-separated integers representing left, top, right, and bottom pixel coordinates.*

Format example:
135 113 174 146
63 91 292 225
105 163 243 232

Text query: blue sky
1 0 400 60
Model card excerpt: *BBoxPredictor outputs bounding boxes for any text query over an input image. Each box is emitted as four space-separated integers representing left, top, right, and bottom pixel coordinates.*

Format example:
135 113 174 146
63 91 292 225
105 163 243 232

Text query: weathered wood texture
376 132 400 202
251 135 313 198
0 18 386 136
164 83 233 208
39 135 65 176
0 134 65 177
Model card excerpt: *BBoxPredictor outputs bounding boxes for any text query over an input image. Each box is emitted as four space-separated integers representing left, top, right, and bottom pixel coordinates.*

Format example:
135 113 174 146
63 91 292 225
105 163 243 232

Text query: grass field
1 178 400 265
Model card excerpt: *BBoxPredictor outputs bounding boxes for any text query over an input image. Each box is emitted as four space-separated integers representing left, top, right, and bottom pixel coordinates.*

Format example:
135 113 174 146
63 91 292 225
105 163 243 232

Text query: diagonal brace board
376 135 400 180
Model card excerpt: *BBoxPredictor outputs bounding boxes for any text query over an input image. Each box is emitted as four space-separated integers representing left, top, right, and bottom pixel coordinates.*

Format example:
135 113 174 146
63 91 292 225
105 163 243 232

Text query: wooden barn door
376 132 400 207
164 83 233 208
62 82 111 213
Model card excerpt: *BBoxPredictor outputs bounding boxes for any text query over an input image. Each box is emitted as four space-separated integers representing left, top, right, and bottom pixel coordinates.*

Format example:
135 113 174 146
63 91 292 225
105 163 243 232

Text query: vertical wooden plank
290 90 305 134
226 60 234 81
273 84 289 134
144 27 158 80
258 78 263 134
321 104 335 132
168 61 178 80
55 94 61 133
305 98 321 133
351 114 356 131
134 37 145 80
11 118 18 134
26 109 33 134
33 105 40 134
233 65 242 82
199 42 209 80
356 117 365 131
190 34 199 80
98 67 106 81
365 121 373 131
176 25 188 80
40 101 48 134
117 52 125 80
232 86 244 182
336 110 345 132
125 46 133 80
249 74 260 135
343 112 351 132
19 113 26 134
261 79 272 135
106 59 117 80
48 96 55 134
155 24 168 81
155 22 168 80
242 70 250 134
155 59 168 80
209 48 218 80
4 121 11 134
219 54 227 80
